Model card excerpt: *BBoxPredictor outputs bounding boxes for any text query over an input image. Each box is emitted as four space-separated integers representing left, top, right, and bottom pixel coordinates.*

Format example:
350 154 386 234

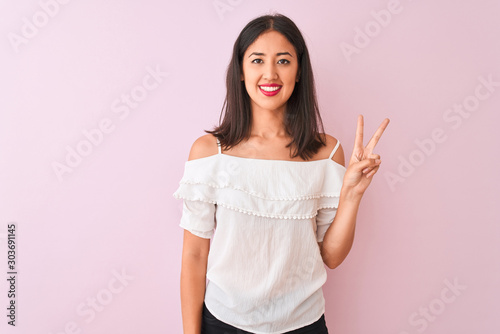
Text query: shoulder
188 134 219 161
321 133 345 167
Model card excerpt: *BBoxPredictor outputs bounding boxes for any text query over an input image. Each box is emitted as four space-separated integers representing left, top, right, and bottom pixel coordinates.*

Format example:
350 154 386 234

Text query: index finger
354 114 364 150
365 118 390 152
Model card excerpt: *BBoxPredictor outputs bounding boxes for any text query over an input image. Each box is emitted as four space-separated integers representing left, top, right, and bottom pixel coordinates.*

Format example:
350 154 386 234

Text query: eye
251 59 263 64
278 59 290 65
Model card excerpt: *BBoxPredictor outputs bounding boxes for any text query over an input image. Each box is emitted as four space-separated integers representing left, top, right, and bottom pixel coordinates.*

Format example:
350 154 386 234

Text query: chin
254 101 287 112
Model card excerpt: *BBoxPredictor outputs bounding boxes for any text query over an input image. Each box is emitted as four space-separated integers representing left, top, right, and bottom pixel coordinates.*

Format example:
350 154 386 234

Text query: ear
296 69 301 82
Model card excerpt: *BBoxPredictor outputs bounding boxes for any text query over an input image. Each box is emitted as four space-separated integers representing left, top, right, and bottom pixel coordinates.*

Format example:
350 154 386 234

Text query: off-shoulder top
173 137 346 334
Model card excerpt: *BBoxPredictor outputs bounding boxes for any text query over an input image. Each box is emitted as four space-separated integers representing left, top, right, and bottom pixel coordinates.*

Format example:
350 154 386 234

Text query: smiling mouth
259 85 282 96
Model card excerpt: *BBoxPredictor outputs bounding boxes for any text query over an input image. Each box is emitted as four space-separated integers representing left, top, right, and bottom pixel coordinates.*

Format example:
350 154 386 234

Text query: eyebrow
248 52 293 58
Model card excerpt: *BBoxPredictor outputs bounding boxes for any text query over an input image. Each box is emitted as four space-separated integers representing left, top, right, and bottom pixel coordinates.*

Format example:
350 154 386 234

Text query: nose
263 62 278 81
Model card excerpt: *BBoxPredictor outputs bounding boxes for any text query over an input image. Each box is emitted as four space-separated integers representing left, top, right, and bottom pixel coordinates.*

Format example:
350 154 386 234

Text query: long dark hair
205 13 327 160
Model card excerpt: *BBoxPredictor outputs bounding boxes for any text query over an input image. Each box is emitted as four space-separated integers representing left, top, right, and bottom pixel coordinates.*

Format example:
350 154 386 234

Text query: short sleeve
179 199 216 239
315 206 338 243
173 159 218 239
314 157 345 243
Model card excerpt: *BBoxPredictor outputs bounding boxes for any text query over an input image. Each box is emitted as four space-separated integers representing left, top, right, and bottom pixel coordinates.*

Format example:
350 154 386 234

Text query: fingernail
375 159 381 163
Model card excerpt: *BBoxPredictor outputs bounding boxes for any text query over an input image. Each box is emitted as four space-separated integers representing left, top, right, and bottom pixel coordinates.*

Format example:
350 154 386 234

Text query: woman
174 13 390 334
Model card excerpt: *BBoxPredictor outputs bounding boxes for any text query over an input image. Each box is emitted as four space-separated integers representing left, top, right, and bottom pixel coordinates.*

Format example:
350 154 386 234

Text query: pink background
1 0 499 333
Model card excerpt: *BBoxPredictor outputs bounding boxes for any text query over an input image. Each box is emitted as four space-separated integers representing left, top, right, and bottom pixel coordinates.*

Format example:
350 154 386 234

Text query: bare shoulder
323 133 345 167
188 134 219 161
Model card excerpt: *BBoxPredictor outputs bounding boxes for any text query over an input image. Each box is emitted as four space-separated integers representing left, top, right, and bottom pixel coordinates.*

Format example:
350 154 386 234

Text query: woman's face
241 30 299 113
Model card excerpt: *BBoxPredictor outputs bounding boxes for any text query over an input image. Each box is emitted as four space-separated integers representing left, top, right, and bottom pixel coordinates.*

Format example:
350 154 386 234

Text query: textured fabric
173 140 345 334
201 302 329 334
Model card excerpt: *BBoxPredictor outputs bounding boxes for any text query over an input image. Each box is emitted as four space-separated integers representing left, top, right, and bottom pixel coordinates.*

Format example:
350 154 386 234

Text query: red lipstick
259 83 282 97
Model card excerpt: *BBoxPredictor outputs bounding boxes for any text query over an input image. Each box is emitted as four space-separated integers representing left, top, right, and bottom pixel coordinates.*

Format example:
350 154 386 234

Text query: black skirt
201 302 329 334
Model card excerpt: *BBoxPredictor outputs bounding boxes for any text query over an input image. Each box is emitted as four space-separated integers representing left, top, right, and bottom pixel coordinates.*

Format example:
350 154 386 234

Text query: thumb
351 158 381 172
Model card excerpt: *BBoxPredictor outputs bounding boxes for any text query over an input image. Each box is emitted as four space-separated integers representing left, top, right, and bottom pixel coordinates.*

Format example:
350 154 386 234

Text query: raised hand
342 115 390 197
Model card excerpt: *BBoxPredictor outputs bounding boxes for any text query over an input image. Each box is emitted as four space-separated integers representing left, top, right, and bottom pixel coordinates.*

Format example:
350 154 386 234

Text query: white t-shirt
173 138 345 334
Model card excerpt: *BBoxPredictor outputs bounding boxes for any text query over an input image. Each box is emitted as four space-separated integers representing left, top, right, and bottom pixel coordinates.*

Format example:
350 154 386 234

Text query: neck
250 104 287 139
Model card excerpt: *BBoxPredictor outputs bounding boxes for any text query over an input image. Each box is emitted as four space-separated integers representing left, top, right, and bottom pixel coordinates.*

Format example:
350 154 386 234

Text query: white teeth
259 86 281 92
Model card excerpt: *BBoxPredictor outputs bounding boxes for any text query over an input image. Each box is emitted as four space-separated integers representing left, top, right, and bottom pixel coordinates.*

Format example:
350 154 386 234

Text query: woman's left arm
320 115 390 269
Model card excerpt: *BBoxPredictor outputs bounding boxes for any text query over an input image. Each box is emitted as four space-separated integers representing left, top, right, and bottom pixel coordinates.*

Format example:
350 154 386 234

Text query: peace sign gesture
342 115 390 197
